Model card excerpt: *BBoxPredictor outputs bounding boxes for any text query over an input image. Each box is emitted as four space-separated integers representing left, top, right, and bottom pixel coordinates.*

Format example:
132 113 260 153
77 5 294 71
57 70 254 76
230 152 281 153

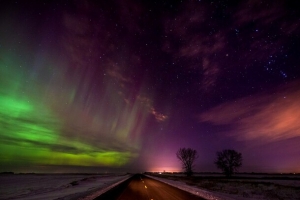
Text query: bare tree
176 148 198 176
215 149 242 177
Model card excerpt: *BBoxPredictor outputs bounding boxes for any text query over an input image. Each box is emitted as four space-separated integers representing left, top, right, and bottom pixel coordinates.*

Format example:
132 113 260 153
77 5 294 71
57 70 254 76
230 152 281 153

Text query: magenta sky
0 0 300 173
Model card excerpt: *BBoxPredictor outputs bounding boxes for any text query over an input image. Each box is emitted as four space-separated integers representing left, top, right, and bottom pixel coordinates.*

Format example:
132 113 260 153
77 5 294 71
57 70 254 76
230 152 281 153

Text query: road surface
95 174 205 200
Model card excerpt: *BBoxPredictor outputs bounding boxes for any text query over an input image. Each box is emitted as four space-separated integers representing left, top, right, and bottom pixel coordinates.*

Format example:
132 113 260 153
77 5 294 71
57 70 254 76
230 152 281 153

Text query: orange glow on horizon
147 167 181 173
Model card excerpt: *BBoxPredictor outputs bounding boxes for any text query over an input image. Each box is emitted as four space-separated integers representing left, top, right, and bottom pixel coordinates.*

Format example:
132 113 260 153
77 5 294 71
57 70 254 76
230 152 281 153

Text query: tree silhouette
176 148 198 176
215 149 242 177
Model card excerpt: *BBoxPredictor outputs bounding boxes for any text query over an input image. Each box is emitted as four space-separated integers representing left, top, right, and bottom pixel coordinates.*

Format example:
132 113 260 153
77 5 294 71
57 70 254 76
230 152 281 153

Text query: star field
0 0 300 173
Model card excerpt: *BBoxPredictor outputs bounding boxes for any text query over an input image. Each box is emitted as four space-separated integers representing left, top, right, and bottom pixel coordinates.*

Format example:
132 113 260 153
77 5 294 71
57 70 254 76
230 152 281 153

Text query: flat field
0 173 130 200
148 173 300 200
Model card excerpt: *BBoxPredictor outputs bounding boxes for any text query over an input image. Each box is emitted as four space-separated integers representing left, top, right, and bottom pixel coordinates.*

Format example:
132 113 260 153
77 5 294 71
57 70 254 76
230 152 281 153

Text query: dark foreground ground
95 174 205 200
147 173 300 200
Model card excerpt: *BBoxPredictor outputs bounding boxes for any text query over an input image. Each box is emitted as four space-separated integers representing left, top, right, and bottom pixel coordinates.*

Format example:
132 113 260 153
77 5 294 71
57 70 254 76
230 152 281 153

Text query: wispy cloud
162 2 225 91
199 82 300 142
150 107 168 122
162 0 299 92
137 95 168 122
234 0 285 26
107 62 133 84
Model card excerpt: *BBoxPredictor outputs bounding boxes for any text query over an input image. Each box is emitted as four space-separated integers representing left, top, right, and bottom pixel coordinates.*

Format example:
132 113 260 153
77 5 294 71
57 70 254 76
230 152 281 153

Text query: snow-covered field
0 173 131 200
2 173 299 200
147 174 300 200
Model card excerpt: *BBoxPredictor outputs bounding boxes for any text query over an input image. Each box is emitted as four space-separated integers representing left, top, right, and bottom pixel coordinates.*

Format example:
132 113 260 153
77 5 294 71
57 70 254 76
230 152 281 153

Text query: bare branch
215 149 242 177
176 148 198 176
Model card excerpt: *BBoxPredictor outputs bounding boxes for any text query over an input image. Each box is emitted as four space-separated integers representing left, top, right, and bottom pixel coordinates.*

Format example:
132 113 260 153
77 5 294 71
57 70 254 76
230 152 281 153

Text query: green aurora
0 54 142 172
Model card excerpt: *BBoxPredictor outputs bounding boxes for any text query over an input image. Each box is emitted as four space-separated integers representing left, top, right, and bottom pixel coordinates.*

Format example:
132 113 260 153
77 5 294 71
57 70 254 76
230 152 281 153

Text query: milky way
0 0 300 173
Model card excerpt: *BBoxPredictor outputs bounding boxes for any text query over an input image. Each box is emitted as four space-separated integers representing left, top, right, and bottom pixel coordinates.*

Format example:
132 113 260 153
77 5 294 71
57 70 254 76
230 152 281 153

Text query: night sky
0 0 300 173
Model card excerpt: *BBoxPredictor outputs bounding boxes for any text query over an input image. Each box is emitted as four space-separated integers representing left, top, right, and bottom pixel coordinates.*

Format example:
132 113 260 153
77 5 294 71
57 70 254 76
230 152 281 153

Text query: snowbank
146 174 300 200
146 175 237 200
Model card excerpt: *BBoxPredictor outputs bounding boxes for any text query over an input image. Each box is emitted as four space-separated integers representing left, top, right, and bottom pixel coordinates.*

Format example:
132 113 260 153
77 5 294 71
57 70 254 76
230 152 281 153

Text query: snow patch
78 175 131 200
146 175 235 200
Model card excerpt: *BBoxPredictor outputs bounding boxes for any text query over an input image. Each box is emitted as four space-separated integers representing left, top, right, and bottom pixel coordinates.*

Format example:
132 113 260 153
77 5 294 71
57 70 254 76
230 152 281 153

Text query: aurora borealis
0 0 300 173
0 52 137 170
